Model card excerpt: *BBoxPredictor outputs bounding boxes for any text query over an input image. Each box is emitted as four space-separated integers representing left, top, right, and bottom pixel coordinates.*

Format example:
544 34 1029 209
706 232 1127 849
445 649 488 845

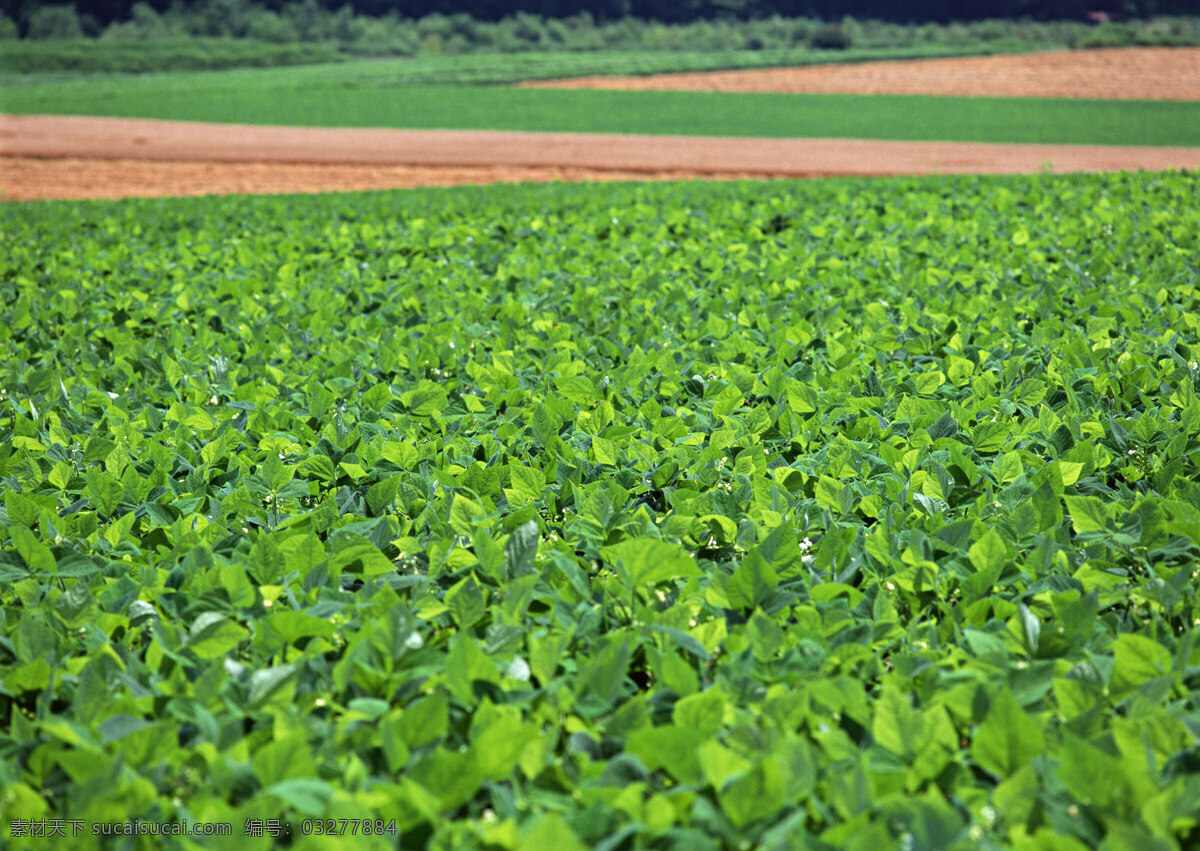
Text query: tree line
6 0 1199 31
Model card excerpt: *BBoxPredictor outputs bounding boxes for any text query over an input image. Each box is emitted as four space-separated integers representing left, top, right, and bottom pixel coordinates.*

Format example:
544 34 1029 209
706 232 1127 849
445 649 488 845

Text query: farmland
3 170 1200 847
4 66 1200 148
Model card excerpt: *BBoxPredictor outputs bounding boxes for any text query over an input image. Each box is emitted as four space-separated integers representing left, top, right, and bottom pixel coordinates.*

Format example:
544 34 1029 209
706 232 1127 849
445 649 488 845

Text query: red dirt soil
525 47 1200 101
4 114 1199 202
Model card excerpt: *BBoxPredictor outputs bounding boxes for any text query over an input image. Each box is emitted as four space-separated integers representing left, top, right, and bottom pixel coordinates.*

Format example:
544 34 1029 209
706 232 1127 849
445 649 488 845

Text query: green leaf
399 691 449 749
366 475 402 516
697 739 752 790
264 611 335 645
507 464 547 505
248 663 299 709
718 757 790 828
187 613 248 659
576 636 630 712
449 493 485 536
329 535 394 576
725 550 778 611
625 724 704 784
872 679 928 761
814 475 848 513
969 528 1008 575
971 689 1045 778
504 519 539 576
601 537 700 588
470 708 538 781
263 778 333 817
52 581 94 628
86 466 123 517
1109 634 1172 699
519 814 588 851
9 526 56 573
446 575 487 631
410 748 482 812
83 436 118 462
4 490 41 528
1016 602 1041 656
1064 495 1111 534
673 688 727 736
446 632 500 704
927 411 958 440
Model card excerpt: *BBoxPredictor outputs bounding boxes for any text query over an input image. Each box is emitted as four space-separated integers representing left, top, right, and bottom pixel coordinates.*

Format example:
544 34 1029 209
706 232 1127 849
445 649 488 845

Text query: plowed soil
0 156 763 201
4 115 1199 202
525 47 1200 101
4 47 1199 201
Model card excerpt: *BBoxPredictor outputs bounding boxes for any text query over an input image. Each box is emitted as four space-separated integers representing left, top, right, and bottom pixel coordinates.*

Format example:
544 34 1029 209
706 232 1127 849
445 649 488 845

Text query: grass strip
4 80 1198 147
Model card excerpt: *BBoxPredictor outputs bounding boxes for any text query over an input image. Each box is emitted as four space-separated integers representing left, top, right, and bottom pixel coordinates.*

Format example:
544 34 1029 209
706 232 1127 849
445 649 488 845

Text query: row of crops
2 171 1199 848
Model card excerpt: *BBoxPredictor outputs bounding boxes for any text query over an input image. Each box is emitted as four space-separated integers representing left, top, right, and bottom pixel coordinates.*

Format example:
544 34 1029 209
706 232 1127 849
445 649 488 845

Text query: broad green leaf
726 550 779 611
262 778 332 817
872 679 928 761
971 689 1045 778
969 528 1008 575
1109 634 1172 698
601 538 700 588
187 613 248 660
504 519 539 576
1064 495 1110 534
9 526 55 573
450 494 485 535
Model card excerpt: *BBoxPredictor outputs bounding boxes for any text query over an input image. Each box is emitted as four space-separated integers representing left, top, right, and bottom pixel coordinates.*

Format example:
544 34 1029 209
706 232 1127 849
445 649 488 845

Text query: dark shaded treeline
8 0 1199 29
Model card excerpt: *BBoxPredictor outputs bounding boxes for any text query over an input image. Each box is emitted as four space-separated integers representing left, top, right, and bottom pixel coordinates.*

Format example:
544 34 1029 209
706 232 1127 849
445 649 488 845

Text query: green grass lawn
4 72 1199 147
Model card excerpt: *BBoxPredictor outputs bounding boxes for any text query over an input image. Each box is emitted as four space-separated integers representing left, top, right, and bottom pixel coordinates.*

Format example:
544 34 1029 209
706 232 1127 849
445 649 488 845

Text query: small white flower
263 599 273 607
885 582 896 591
800 537 813 552
1128 449 1137 456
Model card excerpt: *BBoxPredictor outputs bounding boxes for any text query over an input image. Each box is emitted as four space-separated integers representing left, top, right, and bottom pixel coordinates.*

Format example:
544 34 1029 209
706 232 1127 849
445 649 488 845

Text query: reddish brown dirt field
4 114 1199 202
525 47 1200 100
0 156 763 201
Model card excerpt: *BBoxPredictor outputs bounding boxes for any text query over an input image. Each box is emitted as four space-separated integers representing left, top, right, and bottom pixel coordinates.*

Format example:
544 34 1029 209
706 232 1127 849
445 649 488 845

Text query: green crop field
3 170 1200 848
0 42 1022 78
5 60 1200 147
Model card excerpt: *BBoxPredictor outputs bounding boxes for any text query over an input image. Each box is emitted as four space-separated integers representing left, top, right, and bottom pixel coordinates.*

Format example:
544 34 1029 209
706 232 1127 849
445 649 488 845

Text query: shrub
247 10 299 43
27 5 84 39
1080 22 1138 48
810 24 851 49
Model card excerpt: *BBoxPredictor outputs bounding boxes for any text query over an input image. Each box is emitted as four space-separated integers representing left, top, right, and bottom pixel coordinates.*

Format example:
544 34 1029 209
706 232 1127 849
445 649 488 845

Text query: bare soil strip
4 114 1199 201
0 157 764 202
525 47 1200 101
